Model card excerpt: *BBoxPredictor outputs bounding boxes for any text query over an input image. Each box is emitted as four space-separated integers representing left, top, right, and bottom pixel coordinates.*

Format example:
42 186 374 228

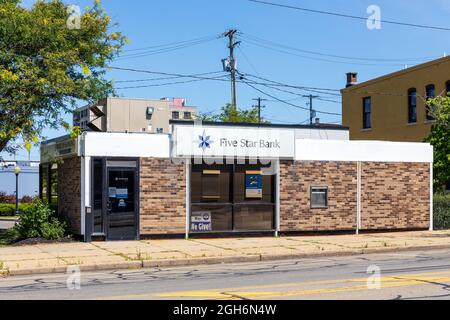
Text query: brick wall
279 160 430 233
140 158 186 235
280 161 357 232
361 162 430 230
57 157 81 235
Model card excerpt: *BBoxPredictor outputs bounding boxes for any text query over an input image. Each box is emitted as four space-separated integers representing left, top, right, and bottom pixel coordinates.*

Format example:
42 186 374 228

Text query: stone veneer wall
279 161 430 233
360 162 430 230
280 161 357 232
140 158 186 235
57 156 81 235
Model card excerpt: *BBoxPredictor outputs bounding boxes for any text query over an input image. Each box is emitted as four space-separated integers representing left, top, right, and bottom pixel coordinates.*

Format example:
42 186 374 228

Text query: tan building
342 56 450 142
73 97 197 134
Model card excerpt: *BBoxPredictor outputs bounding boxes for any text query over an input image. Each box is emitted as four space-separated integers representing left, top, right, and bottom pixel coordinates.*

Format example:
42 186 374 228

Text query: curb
3 244 450 277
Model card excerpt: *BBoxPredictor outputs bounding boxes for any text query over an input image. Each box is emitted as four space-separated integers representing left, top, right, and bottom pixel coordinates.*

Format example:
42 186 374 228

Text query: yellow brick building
342 56 450 142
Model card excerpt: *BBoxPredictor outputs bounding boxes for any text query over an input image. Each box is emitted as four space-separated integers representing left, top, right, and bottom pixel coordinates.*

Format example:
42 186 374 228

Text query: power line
240 33 439 63
114 71 225 83
115 74 229 90
116 36 219 60
248 0 450 31
241 78 341 116
122 35 220 53
241 38 414 67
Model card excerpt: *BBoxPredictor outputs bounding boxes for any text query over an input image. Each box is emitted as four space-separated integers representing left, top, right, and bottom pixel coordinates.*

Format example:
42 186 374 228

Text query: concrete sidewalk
1 230 449 276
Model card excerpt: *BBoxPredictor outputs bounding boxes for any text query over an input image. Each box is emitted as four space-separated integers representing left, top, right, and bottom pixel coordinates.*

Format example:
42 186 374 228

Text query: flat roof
170 120 349 131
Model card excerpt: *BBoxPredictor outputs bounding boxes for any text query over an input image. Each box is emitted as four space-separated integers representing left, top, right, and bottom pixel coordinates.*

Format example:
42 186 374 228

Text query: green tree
0 0 127 153
425 95 450 192
199 104 269 124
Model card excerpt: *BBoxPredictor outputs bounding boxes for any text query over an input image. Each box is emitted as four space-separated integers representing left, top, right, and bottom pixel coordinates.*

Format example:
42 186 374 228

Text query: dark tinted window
408 88 417 123
363 97 372 129
426 84 436 121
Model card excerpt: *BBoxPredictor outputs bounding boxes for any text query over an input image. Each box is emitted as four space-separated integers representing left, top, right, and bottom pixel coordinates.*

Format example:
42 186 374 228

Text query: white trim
275 160 281 237
185 161 191 239
356 162 362 234
80 156 91 239
295 139 433 163
81 132 170 158
80 157 85 237
430 164 434 231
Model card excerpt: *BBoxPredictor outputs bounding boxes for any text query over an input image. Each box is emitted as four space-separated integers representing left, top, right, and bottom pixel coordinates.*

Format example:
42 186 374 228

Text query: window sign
116 188 128 199
245 173 263 199
191 211 212 232
108 187 117 198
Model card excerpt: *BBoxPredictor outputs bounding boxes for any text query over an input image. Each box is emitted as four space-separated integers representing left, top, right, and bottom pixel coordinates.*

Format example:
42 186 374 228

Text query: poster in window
245 174 263 199
191 211 212 232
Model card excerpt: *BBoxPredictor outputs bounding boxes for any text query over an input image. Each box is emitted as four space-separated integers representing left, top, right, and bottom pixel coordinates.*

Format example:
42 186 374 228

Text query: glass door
106 168 138 240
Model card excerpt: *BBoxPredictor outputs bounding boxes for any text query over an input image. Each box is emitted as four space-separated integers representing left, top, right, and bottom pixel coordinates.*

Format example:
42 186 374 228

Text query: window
201 170 221 200
156 128 164 134
172 111 179 119
426 84 436 121
311 187 328 209
362 97 372 129
408 88 417 123
184 112 192 119
446 81 450 95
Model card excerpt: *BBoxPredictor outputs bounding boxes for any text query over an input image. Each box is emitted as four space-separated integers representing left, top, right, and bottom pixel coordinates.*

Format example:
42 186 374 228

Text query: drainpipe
356 162 362 235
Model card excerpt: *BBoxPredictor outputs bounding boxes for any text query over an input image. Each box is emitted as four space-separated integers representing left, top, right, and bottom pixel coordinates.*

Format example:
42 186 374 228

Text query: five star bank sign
173 125 295 159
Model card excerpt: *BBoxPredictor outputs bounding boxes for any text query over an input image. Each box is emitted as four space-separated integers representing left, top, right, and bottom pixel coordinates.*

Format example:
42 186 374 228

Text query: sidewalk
1 230 449 276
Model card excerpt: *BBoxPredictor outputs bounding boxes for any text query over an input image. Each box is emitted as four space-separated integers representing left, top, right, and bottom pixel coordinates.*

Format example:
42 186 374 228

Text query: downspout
430 164 434 231
356 161 362 235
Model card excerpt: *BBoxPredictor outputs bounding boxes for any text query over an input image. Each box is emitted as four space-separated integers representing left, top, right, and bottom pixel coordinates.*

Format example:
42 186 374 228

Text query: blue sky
5 0 450 160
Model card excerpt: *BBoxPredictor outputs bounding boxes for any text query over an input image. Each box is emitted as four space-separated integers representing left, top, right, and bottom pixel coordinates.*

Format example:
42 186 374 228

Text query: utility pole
253 97 267 124
223 29 240 112
303 94 319 125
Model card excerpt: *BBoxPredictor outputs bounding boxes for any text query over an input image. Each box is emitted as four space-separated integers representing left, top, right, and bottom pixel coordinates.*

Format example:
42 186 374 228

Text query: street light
14 165 21 216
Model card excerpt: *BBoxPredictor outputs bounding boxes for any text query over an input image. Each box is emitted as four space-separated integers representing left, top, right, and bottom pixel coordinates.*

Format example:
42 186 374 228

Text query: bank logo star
198 130 213 151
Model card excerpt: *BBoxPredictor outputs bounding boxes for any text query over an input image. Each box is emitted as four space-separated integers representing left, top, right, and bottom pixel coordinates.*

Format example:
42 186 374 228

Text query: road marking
96 269 450 300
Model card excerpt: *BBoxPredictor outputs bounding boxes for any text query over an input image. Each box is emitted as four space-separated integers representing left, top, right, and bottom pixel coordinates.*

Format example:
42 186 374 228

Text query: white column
80 156 91 238
185 161 191 239
356 161 362 235
430 164 434 231
275 160 281 237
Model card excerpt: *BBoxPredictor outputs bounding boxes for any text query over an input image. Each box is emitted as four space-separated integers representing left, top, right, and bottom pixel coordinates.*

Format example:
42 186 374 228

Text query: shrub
434 194 450 230
14 198 66 240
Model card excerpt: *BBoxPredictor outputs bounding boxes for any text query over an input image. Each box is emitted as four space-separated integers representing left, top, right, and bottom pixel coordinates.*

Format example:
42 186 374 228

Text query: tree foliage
199 104 269 124
0 0 127 153
425 95 450 192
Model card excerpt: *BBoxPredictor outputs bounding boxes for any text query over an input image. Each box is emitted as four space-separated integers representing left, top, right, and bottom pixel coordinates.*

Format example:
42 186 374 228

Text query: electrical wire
114 71 225 83
239 33 440 63
115 74 229 90
116 36 219 60
241 77 341 116
248 0 450 31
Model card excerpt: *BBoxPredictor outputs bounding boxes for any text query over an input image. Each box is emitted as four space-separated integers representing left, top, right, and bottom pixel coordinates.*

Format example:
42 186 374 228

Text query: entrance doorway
90 159 139 241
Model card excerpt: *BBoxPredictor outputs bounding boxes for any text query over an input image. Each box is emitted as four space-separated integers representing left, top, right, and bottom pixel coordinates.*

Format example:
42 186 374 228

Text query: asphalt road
1 249 450 300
